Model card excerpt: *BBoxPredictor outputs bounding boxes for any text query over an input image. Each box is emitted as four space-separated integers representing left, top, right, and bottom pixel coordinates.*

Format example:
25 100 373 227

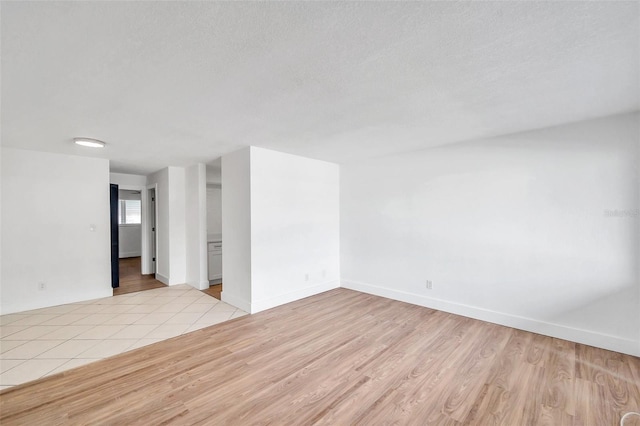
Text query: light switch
89 224 97 232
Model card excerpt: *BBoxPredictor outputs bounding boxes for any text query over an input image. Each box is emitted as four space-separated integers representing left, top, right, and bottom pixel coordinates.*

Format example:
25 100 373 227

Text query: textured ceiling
1 1 638 175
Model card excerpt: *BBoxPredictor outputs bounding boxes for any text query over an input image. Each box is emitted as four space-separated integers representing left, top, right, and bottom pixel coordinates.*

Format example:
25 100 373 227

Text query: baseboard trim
185 281 210 291
155 273 170 285
221 292 251 313
0 288 113 315
341 279 639 357
251 280 340 314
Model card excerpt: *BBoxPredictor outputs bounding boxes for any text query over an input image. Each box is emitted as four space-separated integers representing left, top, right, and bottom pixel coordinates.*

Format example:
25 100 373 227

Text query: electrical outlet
38 282 46 291
425 280 433 290
322 269 327 278
305 273 309 282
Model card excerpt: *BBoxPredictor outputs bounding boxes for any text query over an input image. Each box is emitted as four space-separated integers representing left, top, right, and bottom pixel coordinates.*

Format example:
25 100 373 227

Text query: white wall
340 112 640 356
1 148 112 314
206 161 221 185
118 225 141 258
146 167 187 285
109 172 147 187
117 189 142 258
0 148 3 306
221 148 252 312
185 163 208 290
207 185 222 235
146 168 170 284
249 147 340 313
168 167 186 285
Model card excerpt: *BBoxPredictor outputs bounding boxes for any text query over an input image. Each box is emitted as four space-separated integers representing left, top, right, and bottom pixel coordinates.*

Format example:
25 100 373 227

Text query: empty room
1 1 639 425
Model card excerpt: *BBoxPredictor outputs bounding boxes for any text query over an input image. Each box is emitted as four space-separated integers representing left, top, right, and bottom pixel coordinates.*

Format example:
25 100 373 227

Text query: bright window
119 199 141 225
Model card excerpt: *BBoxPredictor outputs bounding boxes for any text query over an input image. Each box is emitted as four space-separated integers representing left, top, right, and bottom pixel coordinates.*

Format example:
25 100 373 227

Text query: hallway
114 257 166 296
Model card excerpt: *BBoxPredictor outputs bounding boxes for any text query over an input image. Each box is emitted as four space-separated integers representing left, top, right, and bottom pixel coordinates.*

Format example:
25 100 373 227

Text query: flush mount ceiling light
74 138 105 148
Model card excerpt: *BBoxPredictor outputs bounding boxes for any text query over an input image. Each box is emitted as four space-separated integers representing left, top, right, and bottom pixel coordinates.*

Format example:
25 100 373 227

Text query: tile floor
0 285 247 389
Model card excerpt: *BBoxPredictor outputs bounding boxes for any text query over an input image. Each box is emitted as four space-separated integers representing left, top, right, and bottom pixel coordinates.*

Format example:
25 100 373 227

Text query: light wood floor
113 257 166 296
1 289 638 425
202 283 222 300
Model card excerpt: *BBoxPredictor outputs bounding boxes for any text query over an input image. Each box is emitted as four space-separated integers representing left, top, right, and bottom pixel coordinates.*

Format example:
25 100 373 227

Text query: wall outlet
425 280 433 290
305 273 309 282
38 282 46 291
322 269 327 278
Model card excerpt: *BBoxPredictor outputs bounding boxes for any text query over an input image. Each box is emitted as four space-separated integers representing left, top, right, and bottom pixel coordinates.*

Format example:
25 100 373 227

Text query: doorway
202 283 221 300
205 178 222 300
114 257 165 296
112 186 164 296
148 187 156 275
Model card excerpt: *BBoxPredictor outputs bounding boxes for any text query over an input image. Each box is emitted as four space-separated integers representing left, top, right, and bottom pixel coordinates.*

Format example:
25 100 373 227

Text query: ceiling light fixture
74 138 106 148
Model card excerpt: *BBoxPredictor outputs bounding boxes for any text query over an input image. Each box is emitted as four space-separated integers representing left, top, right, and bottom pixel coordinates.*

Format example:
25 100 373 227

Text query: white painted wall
0 148 3 306
206 161 221 185
168 167 186 285
249 147 340 313
1 148 112 314
221 148 252 312
144 184 157 275
340 112 640 356
109 172 147 187
118 225 141 258
146 168 170 284
146 167 187 285
117 189 142 258
185 163 208 290
207 185 222 235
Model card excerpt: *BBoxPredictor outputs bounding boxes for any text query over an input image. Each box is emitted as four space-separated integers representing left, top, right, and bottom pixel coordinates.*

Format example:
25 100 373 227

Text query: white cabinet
208 241 222 280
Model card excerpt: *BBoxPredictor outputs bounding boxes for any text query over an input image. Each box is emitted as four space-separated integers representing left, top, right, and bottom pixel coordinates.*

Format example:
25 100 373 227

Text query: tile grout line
0 286 248 388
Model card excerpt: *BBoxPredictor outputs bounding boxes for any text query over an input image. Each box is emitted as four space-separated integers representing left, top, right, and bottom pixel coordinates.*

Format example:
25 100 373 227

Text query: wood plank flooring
113 257 166 296
1 288 638 425
202 283 222 300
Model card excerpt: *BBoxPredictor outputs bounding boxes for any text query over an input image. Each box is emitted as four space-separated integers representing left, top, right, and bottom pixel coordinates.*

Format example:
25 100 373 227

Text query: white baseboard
0 287 113 315
185 281 209 291
341 279 639 357
221 292 251 313
155 273 170 285
251 280 340 314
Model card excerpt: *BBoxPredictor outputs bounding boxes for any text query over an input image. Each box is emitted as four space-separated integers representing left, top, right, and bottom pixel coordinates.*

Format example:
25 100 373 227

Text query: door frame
144 183 159 276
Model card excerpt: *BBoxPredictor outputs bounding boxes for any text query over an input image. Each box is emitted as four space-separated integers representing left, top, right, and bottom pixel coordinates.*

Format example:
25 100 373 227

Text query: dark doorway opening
110 184 119 288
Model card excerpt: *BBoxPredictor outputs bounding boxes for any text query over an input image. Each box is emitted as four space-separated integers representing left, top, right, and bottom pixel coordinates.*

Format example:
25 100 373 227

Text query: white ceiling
1 1 638 175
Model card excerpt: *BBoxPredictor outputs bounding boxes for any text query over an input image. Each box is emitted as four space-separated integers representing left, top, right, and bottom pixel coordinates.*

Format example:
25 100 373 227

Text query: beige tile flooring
0 285 247 389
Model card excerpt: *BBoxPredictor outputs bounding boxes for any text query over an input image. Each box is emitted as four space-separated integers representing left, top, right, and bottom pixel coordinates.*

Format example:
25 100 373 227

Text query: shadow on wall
340 112 639 355
547 284 638 340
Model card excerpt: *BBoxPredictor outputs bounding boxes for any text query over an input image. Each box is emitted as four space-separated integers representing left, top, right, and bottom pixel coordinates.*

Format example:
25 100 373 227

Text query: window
118 199 141 225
